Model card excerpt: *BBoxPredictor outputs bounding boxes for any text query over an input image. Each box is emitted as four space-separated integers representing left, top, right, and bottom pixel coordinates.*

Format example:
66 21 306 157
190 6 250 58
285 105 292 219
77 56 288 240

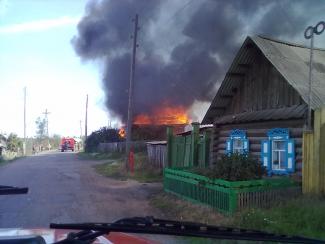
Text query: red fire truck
60 137 75 152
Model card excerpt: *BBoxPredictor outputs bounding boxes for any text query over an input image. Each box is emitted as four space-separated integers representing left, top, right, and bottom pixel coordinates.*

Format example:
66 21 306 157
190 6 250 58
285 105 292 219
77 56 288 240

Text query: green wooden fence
167 123 211 168
164 168 300 214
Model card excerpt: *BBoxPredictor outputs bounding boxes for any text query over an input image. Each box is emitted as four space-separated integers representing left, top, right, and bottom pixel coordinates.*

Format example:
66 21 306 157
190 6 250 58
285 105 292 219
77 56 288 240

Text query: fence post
201 130 211 167
167 126 173 168
228 189 238 214
191 122 200 167
302 107 325 195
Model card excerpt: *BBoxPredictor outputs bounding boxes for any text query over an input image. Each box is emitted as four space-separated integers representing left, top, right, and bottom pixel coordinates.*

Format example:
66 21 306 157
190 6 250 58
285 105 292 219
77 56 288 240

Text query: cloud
0 16 80 34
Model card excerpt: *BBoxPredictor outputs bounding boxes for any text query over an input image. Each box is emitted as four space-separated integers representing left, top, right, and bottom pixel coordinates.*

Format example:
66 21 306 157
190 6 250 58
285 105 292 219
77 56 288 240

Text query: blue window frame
226 129 249 155
261 128 295 175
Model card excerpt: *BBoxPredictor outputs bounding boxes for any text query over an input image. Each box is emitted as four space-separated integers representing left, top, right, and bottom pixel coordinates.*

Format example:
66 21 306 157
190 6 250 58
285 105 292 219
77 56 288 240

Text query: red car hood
0 228 158 244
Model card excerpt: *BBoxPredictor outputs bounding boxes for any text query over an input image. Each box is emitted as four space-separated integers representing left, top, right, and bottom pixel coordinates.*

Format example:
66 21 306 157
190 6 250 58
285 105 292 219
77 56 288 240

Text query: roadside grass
150 191 229 226
150 191 325 241
233 196 325 240
95 161 128 180
0 155 24 166
93 151 163 183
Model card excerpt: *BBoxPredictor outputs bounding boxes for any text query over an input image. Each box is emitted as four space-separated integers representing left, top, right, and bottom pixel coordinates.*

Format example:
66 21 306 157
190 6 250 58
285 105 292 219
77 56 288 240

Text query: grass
150 191 325 242
0 155 23 166
150 192 235 244
95 161 128 180
150 191 229 226
93 151 163 183
233 196 325 240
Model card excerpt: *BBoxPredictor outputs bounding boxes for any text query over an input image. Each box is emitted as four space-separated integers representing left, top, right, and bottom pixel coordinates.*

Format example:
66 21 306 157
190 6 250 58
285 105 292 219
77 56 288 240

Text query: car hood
0 228 157 244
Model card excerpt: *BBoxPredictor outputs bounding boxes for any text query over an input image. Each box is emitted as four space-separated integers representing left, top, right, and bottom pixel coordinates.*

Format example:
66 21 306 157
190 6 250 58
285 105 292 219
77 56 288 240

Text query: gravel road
0 151 162 228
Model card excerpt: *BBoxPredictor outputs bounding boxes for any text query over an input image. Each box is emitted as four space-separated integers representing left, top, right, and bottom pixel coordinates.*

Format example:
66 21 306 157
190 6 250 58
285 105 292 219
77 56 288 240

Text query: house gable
224 47 304 115
203 35 325 124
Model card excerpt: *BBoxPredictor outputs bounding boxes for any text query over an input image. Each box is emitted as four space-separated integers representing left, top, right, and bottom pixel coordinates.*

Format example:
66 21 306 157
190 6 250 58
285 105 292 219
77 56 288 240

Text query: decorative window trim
261 128 295 175
226 129 249 155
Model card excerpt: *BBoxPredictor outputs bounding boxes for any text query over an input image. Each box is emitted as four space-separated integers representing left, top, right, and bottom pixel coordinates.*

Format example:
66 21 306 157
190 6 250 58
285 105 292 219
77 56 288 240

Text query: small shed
146 141 167 169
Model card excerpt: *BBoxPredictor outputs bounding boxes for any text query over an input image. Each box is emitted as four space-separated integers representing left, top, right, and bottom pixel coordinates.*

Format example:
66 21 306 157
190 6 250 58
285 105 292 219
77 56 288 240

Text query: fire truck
60 137 75 152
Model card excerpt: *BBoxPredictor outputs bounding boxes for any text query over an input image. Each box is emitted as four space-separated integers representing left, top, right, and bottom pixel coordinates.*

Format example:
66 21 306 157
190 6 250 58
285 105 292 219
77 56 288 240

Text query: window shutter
243 139 249 154
261 140 270 169
226 139 232 155
286 139 295 172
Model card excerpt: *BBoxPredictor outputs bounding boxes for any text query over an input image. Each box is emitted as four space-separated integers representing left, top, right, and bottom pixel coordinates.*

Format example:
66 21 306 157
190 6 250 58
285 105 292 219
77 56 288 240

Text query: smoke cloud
72 0 324 123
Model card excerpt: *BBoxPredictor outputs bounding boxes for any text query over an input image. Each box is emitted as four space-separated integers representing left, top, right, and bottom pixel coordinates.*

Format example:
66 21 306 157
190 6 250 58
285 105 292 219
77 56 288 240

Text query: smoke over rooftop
72 0 324 123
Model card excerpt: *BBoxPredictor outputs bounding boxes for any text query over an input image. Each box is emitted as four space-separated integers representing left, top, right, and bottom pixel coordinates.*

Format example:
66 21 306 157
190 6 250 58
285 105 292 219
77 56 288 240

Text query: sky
0 0 324 138
0 0 111 138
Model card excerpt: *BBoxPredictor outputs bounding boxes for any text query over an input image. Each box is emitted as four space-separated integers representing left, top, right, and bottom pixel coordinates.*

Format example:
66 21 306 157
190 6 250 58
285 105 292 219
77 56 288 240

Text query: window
261 128 295 175
226 129 248 155
272 140 285 170
233 139 244 154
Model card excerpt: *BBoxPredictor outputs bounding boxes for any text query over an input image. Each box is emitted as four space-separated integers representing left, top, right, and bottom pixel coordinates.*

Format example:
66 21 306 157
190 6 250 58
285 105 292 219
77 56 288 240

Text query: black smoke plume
72 0 323 122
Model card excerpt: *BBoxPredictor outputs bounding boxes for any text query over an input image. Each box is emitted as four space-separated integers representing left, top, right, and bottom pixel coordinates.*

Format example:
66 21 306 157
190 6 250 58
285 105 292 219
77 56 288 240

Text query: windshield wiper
0 185 28 195
50 216 325 244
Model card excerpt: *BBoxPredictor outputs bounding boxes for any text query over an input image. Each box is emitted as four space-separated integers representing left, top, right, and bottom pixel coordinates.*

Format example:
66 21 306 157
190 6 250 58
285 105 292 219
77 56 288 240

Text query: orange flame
134 105 190 125
118 127 126 138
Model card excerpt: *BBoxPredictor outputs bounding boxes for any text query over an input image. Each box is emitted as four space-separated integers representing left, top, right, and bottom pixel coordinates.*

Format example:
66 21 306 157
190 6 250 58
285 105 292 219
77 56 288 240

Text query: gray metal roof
215 104 307 125
202 35 325 124
146 141 167 145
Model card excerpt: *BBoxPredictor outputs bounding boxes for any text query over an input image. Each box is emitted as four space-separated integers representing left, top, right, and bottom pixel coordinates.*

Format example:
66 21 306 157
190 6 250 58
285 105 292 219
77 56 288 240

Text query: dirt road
0 151 162 228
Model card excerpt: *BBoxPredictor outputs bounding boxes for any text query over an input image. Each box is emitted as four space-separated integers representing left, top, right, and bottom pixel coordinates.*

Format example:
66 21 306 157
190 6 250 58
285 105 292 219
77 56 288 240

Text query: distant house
202 35 325 177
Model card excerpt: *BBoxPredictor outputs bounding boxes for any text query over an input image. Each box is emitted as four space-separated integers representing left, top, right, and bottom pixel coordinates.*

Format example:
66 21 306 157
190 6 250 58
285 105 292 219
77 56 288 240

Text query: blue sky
0 0 111 137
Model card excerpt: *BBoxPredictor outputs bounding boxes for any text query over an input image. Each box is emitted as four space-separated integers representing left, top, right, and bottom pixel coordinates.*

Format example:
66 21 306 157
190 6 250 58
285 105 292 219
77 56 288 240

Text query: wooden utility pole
42 109 50 150
80 120 83 139
85 94 88 139
23 87 26 156
125 14 139 170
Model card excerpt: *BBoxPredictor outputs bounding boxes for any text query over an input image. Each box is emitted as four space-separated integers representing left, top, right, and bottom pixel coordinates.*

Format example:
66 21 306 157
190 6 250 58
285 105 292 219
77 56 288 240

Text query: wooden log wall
211 119 304 176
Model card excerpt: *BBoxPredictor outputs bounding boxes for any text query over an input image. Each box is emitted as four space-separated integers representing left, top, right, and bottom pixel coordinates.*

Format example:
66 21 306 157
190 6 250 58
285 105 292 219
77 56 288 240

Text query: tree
6 133 23 152
35 117 46 140
49 134 61 149
85 127 121 152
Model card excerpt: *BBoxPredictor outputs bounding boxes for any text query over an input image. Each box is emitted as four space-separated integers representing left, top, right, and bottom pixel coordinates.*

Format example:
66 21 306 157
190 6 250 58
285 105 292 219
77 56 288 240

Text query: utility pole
125 14 139 170
23 87 26 156
304 21 325 130
80 120 83 139
42 109 50 150
85 94 88 140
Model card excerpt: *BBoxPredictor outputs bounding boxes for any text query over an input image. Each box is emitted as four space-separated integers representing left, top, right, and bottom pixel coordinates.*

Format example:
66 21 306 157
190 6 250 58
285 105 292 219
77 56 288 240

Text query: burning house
202 35 325 177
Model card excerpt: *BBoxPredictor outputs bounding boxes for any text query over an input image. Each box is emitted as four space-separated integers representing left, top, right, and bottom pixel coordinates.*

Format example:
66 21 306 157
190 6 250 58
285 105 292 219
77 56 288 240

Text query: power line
140 0 198 28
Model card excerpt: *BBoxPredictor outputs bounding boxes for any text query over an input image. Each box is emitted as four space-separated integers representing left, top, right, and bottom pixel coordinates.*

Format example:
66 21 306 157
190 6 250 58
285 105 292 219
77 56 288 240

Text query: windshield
0 0 325 243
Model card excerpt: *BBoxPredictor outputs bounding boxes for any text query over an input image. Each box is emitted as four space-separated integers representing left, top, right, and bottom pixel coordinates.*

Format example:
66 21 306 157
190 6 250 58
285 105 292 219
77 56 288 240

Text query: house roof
146 141 167 145
177 125 213 136
215 104 307 125
202 35 325 124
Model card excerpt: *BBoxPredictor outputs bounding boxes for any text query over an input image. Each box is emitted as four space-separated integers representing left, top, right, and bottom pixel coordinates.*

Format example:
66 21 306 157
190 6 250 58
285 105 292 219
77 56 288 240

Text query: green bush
190 153 266 181
85 127 123 153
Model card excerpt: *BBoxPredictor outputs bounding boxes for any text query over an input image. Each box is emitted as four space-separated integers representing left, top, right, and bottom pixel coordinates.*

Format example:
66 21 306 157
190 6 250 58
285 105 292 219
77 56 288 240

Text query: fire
134 105 190 125
118 127 126 138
